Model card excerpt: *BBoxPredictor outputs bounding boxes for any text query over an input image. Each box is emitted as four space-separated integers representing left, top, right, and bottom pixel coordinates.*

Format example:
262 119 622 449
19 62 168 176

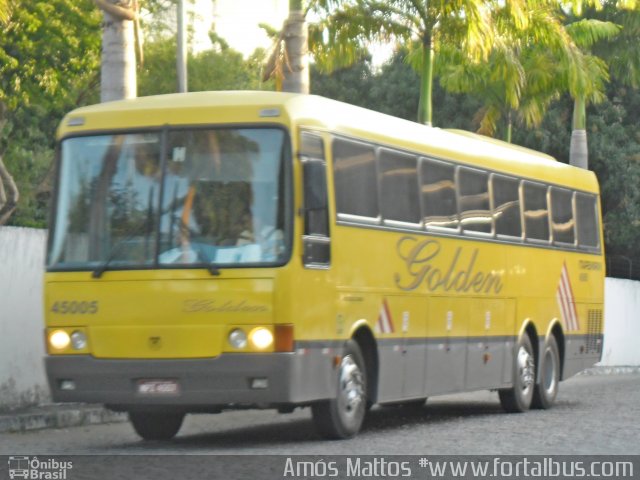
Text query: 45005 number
51 301 99 314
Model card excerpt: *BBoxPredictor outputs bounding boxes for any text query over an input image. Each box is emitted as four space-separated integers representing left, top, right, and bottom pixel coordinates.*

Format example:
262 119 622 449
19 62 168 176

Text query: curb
579 365 640 376
0 405 127 434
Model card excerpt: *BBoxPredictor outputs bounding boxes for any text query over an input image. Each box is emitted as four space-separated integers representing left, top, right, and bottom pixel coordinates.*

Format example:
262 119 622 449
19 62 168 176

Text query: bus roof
58 90 599 193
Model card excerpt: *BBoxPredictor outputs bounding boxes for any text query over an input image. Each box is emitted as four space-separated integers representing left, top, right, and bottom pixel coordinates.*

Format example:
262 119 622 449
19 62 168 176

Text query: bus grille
586 309 603 354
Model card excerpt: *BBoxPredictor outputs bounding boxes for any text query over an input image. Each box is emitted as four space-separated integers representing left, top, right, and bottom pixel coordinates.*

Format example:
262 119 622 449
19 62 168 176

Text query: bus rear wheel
499 334 535 413
129 411 185 441
532 335 560 409
312 340 367 439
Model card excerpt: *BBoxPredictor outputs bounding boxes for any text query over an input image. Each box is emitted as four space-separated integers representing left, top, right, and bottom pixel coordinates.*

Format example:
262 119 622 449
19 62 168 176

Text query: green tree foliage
0 0 101 226
138 35 266 96
577 84 640 257
310 56 375 109
312 51 482 129
312 0 531 126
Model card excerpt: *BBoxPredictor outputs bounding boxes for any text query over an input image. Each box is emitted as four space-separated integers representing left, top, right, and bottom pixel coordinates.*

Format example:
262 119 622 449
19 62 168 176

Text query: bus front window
159 128 289 266
49 128 290 271
49 133 162 269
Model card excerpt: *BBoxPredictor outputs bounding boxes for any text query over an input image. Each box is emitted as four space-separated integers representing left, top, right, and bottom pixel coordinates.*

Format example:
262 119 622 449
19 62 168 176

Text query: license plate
136 379 180 395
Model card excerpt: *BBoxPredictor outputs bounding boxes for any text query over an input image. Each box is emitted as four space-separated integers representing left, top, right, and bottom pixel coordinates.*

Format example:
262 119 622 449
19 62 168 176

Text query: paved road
1 374 638 456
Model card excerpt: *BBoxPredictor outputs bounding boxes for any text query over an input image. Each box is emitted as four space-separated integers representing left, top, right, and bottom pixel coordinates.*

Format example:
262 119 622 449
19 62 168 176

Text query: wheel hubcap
338 355 365 421
517 345 535 396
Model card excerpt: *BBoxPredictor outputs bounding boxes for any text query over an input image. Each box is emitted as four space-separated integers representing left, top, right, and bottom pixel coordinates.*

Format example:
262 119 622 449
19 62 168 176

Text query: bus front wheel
499 334 535 413
532 335 560 409
129 411 185 441
312 340 367 439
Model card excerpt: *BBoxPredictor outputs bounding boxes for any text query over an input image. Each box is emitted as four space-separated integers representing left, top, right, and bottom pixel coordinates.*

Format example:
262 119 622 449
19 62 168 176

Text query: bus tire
129 411 185 440
312 340 367 439
499 334 535 413
532 335 560 409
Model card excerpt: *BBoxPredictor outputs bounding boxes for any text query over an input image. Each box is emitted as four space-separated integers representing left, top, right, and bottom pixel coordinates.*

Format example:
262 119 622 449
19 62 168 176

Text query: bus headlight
249 327 273 350
70 331 87 350
228 328 248 349
49 330 71 350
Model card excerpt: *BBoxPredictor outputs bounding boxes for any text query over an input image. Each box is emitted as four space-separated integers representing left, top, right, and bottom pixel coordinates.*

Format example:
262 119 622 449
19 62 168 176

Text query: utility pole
177 0 188 93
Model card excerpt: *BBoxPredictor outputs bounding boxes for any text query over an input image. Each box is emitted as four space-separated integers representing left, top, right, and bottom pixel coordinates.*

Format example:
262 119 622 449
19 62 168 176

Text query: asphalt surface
1 373 638 456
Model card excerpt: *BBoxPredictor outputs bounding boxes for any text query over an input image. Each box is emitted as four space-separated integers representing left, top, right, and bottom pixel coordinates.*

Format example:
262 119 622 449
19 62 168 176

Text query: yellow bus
45 91 604 440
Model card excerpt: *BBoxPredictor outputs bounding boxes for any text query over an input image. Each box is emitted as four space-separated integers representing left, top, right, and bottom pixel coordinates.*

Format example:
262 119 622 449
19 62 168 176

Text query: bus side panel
507 243 604 381
424 297 469 396
563 303 604 379
465 298 515 390
375 295 427 403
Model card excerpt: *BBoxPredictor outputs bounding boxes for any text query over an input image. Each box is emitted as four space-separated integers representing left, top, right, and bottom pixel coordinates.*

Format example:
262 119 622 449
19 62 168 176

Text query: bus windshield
48 127 291 271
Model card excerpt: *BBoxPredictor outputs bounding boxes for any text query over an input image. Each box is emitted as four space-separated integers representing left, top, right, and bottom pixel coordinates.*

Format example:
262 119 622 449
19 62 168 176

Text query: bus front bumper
45 352 335 409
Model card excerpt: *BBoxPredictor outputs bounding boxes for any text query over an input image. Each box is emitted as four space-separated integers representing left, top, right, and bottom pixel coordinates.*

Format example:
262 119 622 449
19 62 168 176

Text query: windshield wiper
190 241 221 276
92 226 153 279
206 264 221 276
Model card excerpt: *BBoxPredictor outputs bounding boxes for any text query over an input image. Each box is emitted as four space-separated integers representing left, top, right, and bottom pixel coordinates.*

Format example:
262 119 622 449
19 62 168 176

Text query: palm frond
0 0 11 24
476 104 503 137
568 0 603 17
566 18 621 48
259 22 281 41
308 2 414 73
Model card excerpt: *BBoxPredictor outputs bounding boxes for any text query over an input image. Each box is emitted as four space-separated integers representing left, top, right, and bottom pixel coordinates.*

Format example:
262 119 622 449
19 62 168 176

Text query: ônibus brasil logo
8 456 72 479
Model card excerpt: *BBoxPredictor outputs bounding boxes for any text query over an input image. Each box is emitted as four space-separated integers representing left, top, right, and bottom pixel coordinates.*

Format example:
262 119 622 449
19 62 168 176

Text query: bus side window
300 132 330 266
332 138 379 219
575 193 600 249
420 158 459 231
492 174 522 238
523 181 550 242
378 149 420 224
458 167 492 235
550 187 576 245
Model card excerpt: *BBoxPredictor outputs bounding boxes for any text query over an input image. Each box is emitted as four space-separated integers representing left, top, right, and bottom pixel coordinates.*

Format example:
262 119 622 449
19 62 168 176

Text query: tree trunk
95 0 137 102
569 96 588 169
176 0 188 93
282 1 309 94
0 100 18 225
417 35 434 126
0 152 19 225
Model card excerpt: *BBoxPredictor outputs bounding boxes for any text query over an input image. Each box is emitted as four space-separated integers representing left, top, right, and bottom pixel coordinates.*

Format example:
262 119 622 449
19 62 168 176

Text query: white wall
601 277 640 366
0 227 49 410
0 226 638 410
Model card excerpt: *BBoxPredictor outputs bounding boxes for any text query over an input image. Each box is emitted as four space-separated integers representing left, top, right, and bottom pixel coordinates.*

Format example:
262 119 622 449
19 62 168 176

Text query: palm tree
567 1 640 168
93 0 140 102
564 16 620 168
311 0 511 126
283 0 310 93
438 3 614 146
263 0 310 93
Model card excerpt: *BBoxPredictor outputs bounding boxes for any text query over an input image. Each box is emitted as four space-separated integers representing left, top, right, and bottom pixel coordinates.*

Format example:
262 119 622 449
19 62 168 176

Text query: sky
191 0 289 55
190 0 393 65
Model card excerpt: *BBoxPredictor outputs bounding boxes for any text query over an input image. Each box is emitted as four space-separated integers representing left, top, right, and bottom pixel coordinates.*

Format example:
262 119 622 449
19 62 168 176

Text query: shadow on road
115 396 517 450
